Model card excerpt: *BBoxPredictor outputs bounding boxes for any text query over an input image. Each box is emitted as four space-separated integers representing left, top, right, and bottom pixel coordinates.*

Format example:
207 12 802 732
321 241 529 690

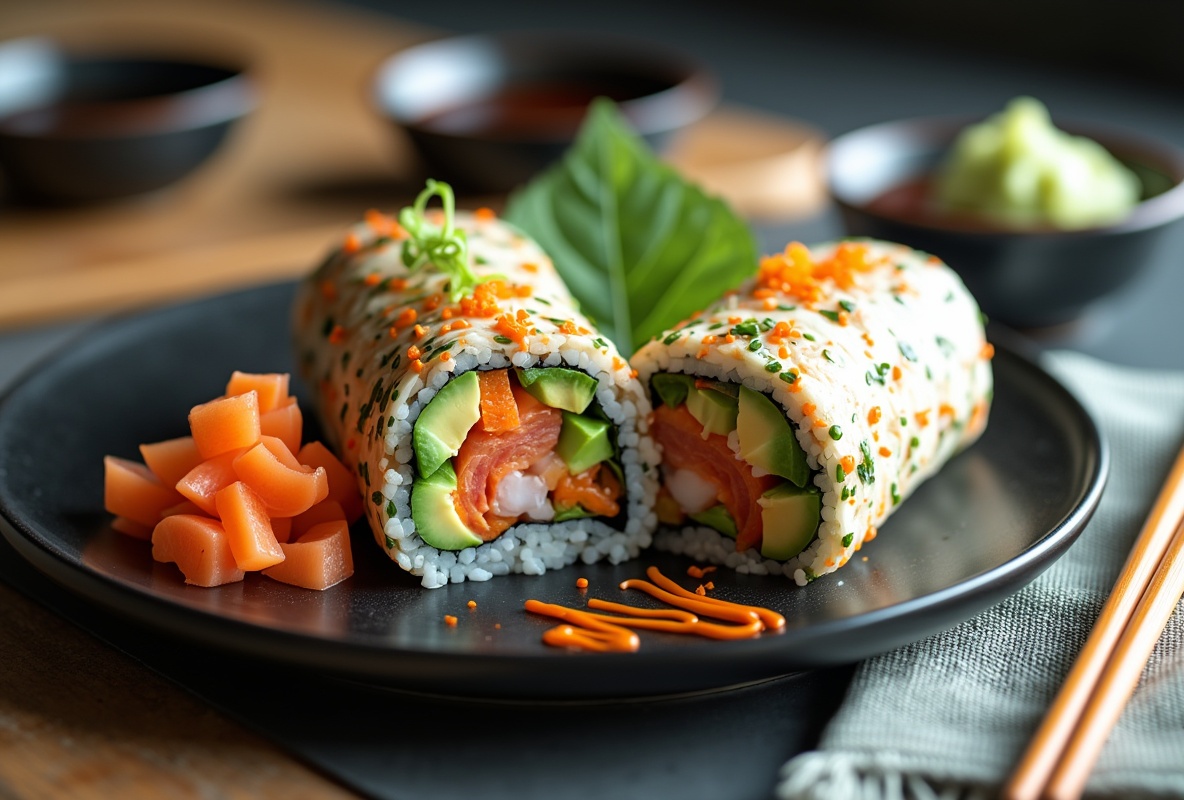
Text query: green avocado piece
410 461 482 551
651 372 696 408
686 386 739 436
758 481 821 561
516 367 597 413
689 504 737 539
737 385 811 488
556 412 614 474
412 370 481 478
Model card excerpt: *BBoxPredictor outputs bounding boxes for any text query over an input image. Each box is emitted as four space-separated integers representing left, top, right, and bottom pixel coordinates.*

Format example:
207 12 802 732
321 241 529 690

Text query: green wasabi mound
934 96 1141 229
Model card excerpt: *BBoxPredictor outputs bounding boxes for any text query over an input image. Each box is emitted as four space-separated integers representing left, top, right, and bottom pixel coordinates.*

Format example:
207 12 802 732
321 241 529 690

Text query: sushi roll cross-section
292 182 659 588
632 238 994 585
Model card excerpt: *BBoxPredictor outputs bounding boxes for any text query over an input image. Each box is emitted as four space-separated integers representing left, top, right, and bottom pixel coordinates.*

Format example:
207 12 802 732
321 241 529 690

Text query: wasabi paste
934 96 1141 229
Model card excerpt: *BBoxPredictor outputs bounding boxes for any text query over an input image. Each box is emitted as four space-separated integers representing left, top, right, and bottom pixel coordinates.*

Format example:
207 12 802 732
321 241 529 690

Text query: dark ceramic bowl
371 31 719 194
826 114 1184 329
0 37 258 205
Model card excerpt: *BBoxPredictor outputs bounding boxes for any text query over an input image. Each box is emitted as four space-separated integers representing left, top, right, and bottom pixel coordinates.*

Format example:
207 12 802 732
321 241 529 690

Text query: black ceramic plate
0 282 1106 700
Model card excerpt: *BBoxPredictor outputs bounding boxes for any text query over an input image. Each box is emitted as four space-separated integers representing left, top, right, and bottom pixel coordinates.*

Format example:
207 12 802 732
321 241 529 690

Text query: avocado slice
651 372 696 408
737 385 811 488
412 370 481 478
689 504 737 539
758 481 821 560
410 461 483 551
557 412 614 474
686 386 739 436
516 367 597 413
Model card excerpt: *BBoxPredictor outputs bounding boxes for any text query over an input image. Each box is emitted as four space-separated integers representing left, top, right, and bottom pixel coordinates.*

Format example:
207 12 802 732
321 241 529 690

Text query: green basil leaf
503 98 758 354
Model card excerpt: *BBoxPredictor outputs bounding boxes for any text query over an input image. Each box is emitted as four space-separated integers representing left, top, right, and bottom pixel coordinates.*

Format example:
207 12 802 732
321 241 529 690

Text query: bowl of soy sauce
371 31 719 194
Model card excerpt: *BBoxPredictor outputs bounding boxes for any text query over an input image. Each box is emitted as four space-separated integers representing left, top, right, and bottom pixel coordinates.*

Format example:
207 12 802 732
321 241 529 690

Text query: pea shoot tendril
398 179 485 301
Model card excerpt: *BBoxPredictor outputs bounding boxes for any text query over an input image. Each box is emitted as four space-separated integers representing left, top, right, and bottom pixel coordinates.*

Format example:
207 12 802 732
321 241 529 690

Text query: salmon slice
453 381 562 540
652 403 778 551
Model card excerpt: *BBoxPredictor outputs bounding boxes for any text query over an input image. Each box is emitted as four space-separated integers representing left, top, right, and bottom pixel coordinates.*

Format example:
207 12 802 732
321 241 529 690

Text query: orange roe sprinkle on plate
413 324 430 339
558 320 579 335
391 278 408 292
444 615 458 627
451 319 470 330
441 323 453 333
411 359 424 373
865 526 879 541
779 346 790 359
981 342 996 359
475 207 496 221
862 332 875 346
705 581 715 590
892 365 903 380
441 307 454 320
395 308 417 328
868 406 882 424
702 334 718 345
916 409 931 427
840 455 856 474
343 232 362 253
423 294 442 312
440 351 452 362
467 600 477 610
364 272 382 286
939 403 956 418
521 261 539 273
723 334 735 344
612 356 626 371
879 446 892 457
407 344 422 359
576 577 589 589
801 402 817 417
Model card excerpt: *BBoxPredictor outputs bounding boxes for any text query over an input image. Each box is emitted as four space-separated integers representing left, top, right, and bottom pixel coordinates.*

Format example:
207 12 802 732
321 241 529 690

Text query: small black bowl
826 114 1184 329
371 31 719 194
0 37 258 205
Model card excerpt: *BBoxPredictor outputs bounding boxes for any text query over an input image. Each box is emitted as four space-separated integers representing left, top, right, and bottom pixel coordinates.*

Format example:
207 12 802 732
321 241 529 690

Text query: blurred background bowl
371 30 719 195
0 36 257 206
826 113 1184 330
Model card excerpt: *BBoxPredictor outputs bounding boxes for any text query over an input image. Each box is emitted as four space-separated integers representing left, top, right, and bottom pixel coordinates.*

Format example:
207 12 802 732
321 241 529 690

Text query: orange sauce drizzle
525 565 786 652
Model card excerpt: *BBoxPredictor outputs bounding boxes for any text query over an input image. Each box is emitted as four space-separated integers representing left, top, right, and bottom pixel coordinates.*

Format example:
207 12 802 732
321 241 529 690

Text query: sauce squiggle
524 565 787 652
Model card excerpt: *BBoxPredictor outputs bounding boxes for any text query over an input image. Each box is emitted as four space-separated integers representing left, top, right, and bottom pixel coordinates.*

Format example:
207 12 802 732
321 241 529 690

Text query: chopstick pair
1002 445 1184 800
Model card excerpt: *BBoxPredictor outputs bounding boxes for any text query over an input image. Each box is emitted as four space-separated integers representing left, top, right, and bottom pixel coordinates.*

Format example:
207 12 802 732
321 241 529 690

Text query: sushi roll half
631 238 994 585
292 182 660 588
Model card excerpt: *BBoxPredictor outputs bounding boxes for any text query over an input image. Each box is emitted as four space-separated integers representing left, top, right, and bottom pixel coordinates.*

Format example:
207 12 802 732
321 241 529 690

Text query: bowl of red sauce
825 109 1184 329
371 31 719 194
0 36 257 206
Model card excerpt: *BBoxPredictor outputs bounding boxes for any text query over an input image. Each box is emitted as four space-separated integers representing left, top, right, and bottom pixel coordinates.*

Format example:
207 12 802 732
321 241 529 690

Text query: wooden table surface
0 1 826 796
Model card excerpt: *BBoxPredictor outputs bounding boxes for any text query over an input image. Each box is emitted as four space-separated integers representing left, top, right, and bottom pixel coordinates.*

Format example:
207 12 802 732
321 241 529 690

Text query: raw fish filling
410 367 624 550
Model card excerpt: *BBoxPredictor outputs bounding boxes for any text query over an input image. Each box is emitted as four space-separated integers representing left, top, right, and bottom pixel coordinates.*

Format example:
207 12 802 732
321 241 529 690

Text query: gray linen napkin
777 350 1184 800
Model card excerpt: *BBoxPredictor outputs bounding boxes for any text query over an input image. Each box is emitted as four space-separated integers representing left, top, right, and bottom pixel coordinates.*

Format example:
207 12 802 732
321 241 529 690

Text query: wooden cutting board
0 0 827 330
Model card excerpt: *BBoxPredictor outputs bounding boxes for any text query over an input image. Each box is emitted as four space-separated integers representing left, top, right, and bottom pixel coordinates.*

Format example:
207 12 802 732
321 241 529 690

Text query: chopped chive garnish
842 532 854 547
494 335 513 345
819 309 840 322
839 299 856 313
747 339 763 352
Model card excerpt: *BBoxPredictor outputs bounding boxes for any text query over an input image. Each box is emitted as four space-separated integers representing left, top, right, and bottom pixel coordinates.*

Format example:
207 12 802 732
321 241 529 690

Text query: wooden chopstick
1002 444 1184 800
1043 516 1184 799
